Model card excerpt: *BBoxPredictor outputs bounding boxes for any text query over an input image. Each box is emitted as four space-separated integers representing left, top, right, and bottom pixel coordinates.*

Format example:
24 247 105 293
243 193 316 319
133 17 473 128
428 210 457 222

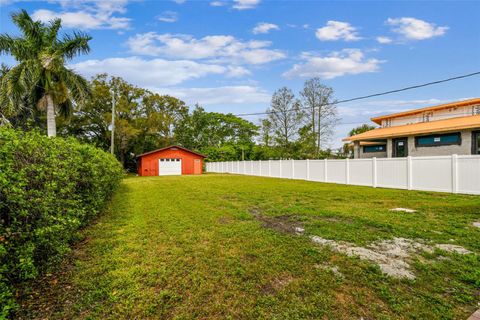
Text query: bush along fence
0 128 124 317
206 155 480 195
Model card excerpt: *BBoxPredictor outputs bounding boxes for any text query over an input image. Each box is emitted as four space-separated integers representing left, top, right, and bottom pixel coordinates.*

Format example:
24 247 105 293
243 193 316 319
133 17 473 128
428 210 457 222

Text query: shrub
0 128 124 317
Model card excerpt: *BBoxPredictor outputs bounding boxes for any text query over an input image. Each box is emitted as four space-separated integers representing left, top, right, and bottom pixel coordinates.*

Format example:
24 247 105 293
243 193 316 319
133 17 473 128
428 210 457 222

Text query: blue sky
1 0 479 147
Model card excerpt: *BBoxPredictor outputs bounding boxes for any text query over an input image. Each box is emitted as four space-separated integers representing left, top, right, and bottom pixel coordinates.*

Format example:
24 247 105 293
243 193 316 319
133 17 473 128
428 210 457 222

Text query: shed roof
137 145 206 158
344 115 480 142
370 98 480 125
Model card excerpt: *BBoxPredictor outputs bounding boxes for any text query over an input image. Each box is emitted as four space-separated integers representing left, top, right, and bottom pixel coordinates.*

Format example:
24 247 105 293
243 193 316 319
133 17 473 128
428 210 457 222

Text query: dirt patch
310 236 474 279
260 273 294 295
249 208 303 235
435 244 472 254
473 222 480 228
218 216 233 224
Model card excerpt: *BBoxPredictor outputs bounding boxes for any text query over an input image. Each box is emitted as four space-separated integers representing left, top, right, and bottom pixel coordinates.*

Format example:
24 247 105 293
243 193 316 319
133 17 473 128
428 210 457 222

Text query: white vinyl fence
206 155 480 195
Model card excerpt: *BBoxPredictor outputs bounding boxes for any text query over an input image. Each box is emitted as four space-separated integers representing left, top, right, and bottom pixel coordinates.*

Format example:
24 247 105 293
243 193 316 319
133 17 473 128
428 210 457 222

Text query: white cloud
31 0 131 29
225 66 251 77
69 57 228 86
126 33 286 65
210 1 226 6
376 36 393 44
315 21 361 41
283 49 383 79
154 86 270 105
158 11 178 23
252 22 280 34
386 17 448 40
233 0 260 10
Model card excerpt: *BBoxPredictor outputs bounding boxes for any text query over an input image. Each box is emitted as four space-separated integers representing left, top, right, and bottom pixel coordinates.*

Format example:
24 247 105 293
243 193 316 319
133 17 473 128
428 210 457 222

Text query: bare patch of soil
260 273 294 295
249 207 303 235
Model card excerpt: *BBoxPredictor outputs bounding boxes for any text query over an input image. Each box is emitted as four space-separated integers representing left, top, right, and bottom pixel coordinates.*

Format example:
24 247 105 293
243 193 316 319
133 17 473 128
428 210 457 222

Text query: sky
1 0 479 147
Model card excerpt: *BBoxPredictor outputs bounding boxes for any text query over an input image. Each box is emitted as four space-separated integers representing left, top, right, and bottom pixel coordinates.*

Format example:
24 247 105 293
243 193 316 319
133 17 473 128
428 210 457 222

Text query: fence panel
457 156 480 194
281 160 293 179
252 161 261 176
376 158 408 189
349 159 373 186
260 161 269 177
308 160 326 182
270 161 281 178
293 160 308 180
327 160 346 184
411 156 452 192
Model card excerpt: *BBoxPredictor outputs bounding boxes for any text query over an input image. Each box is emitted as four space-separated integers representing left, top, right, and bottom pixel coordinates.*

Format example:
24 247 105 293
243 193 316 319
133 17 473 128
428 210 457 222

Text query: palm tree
0 10 92 137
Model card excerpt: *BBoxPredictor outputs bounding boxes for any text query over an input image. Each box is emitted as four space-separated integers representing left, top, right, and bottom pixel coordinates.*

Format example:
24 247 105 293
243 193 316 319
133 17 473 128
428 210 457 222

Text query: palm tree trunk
46 94 56 137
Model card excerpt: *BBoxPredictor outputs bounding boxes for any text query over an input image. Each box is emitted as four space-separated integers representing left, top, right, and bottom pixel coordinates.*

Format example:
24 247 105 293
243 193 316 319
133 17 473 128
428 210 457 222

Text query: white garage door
159 158 182 176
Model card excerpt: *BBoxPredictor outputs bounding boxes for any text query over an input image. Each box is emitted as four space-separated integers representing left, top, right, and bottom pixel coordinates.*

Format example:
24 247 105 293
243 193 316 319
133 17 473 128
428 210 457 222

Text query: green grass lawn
18 174 480 319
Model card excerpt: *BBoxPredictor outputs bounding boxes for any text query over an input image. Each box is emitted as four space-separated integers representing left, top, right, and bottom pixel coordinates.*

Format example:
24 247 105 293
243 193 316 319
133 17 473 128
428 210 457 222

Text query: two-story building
344 98 480 158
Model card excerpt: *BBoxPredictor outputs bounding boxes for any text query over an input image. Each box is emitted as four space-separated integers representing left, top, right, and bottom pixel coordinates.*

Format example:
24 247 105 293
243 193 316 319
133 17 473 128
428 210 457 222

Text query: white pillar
452 154 458 193
407 156 413 190
291 159 295 179
345 158 350 184
306 159 310 180
372 157 377 188
324 159 328 182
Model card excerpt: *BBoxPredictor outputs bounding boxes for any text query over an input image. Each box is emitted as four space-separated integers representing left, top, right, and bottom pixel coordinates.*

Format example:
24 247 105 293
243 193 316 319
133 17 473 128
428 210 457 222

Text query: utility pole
110 88 115 155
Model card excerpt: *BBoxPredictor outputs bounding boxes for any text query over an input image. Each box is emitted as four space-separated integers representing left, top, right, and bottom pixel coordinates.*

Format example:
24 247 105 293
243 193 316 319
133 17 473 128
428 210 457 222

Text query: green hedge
0 128 124 317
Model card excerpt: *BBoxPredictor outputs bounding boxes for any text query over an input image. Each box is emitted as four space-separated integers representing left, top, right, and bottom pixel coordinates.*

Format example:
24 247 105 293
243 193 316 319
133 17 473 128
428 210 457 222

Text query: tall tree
267 87 303 157
175 106 258 161
300 78 338 154
348 123 376 136
0 10 91 137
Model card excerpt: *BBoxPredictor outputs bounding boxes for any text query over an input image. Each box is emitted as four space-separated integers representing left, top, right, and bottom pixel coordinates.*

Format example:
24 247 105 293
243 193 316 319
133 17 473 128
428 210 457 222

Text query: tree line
0 10 360 171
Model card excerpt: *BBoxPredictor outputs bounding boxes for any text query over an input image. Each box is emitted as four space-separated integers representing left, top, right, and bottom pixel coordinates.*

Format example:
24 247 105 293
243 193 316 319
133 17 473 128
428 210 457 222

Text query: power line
234 71 480 117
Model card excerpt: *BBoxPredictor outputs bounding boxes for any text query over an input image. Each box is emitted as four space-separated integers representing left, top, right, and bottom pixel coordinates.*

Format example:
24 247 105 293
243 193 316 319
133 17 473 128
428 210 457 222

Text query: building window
363 145 387 153
415 132 461 147
472 105 480 115
422 112 433 122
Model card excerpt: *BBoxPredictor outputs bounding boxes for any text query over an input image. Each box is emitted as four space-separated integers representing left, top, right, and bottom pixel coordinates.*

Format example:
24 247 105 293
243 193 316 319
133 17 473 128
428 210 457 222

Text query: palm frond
11 10 43 46
0 34 31 60
0 63 26 116
59 31 92 60
47 18 62 45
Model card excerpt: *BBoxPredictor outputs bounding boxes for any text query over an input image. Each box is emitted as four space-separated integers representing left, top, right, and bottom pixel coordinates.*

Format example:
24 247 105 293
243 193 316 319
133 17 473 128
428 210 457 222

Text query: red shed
137 145 206 176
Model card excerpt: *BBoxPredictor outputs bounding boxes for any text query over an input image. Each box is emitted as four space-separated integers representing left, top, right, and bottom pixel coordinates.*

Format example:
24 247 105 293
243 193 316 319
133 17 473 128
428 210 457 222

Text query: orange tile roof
370 98 480 125
344 115 480 142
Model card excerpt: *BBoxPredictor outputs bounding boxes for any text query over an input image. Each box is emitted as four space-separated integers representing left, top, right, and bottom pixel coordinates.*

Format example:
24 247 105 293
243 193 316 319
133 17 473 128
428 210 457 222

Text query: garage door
159 158 182 176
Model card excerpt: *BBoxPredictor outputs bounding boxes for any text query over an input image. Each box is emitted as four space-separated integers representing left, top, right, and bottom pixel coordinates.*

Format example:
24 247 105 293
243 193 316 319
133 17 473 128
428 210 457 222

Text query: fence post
324 159 328 182
452 154 458 193
268 160 272 177
250 160 253 175
243 161 246 174
259 160 262 176
372 157 377 188
407 156 413 190
291 159 295 179
345 158 350 185
280 159 283 178
306 159 310 180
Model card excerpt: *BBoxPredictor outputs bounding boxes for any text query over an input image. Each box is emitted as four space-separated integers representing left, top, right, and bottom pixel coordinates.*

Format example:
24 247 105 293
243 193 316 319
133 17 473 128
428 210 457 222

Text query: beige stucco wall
355 129 476 158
